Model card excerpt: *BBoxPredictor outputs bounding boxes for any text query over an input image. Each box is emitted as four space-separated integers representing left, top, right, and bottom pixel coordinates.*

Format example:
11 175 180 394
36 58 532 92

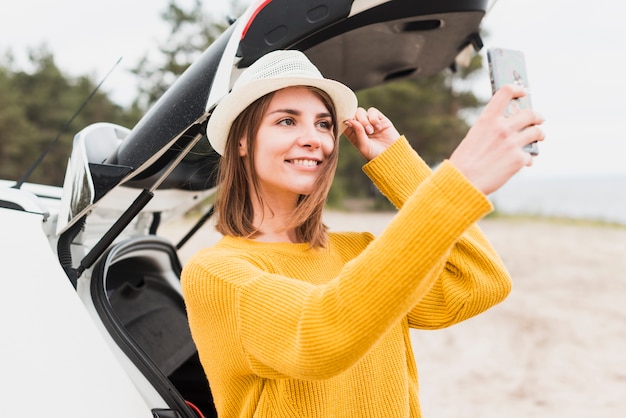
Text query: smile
289 159 320 167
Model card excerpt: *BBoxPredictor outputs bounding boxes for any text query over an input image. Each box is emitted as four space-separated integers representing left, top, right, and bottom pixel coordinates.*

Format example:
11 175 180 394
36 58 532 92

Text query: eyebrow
268 108 333 119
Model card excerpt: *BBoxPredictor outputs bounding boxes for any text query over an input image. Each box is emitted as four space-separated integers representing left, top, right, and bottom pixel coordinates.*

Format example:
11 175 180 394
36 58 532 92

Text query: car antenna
12 56 123 190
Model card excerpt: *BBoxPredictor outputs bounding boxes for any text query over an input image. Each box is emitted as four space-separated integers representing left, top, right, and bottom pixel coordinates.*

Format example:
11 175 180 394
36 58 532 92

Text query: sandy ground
163 212 626 417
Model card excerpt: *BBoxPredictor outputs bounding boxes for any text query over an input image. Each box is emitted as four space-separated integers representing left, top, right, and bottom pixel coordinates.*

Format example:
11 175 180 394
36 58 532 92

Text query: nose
297 125 323 149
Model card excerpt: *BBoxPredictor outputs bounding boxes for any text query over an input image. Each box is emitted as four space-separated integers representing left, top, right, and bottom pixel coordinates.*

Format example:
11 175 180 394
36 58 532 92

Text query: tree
0 57 39 183
332 55 486 209
0 0 243 187
0 47 141 186
130 0 245 109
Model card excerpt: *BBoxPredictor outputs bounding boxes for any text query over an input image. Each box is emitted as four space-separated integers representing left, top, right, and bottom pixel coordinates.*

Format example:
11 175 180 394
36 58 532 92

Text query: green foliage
332 55 486 208
131 0 245 109
0 0 240 187
0 46 140 186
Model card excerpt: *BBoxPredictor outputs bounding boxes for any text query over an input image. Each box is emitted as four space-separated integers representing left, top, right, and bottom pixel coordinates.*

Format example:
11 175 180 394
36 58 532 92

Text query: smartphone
487 48 538 156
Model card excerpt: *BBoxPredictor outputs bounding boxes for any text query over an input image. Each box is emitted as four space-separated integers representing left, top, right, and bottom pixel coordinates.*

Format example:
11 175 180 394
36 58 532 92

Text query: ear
238 136 248 157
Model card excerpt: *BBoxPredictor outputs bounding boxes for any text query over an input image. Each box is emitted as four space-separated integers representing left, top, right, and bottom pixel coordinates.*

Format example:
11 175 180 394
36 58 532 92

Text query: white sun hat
207 49 358 155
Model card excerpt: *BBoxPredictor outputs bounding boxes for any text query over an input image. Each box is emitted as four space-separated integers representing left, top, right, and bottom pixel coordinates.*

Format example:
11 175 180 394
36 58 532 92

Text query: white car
0 0 489 416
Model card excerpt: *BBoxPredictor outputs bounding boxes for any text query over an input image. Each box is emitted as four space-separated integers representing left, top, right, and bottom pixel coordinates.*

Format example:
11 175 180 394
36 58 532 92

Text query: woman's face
240 86 336 203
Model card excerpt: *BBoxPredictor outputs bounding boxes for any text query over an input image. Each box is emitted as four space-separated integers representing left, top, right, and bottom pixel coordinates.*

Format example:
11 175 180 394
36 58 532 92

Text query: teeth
291 159 318 167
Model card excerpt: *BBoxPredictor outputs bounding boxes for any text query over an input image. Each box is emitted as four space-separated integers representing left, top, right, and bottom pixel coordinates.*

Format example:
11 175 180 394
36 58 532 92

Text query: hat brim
207 76 358 155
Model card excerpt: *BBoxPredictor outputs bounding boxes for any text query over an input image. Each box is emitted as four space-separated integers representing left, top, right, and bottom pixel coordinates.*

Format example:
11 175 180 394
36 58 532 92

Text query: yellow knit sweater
181 137 512 417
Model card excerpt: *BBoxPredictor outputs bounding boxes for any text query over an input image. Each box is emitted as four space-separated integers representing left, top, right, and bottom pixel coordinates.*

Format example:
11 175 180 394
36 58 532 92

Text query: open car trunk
100 0 487 193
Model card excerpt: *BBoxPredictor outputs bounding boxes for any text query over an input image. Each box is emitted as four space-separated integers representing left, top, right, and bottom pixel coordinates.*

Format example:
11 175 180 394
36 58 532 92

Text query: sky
1 0 624 179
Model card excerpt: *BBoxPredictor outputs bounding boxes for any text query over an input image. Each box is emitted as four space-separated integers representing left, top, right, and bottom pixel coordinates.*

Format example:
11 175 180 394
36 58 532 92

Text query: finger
509 109 545 132
366 107 385 130
355 107 387 134
345 107 367 131
484 84 527 118
526 144 539 165
342 119 366 145
516 124 545 148
352 107 374 134
353 106 368 119
523 151 535 167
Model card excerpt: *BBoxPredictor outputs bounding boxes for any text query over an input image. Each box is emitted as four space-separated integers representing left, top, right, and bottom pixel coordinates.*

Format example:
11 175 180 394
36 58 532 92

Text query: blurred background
1 2 625 417
2 0 625 224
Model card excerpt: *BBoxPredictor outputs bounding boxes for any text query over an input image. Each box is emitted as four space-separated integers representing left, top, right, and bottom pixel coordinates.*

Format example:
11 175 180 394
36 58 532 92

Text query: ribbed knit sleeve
231 161 491 380
362 135 432 209
406 224 511 329
363 136 511 329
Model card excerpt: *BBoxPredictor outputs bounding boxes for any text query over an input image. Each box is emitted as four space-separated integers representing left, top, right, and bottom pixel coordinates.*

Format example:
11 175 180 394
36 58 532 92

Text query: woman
182 50 544 417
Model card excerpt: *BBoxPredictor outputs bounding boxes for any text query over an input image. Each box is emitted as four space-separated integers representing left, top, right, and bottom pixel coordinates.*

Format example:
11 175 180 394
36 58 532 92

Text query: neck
251 194 300 243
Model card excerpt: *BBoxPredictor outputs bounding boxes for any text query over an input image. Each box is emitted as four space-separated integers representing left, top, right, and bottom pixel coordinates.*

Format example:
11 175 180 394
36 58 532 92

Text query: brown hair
213 86 339 248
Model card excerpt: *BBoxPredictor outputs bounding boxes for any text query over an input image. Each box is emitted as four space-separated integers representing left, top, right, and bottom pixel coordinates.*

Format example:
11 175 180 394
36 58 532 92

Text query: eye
317 119 333 130
278 118 295 126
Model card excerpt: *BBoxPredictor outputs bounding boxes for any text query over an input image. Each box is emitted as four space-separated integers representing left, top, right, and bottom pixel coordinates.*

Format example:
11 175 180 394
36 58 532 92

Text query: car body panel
0 207 153 417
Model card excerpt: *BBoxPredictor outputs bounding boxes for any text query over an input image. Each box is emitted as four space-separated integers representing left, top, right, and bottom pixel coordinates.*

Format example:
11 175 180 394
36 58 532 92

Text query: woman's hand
343 107 400 161
449 84 545 195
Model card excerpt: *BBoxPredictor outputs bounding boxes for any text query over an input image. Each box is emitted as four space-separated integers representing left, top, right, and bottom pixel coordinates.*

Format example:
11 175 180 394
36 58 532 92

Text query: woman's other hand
449 84 545 195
